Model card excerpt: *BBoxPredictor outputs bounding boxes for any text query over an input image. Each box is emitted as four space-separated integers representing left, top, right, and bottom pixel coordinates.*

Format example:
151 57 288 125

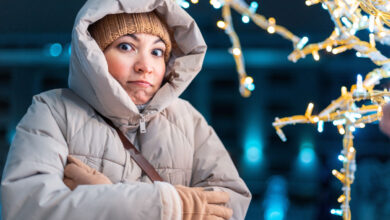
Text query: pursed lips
127 80 152 87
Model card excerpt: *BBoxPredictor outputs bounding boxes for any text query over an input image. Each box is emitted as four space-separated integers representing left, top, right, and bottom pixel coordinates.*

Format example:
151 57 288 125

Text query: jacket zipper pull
139 115 146 134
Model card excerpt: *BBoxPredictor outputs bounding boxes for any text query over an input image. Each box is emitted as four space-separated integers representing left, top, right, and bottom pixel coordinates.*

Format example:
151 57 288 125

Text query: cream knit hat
89 12 172 61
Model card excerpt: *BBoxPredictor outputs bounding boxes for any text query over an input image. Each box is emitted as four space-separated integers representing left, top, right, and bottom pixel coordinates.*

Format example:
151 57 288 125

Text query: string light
305 103 314 118
317 120 324 133
242 15 250 23
326 45 333 52
331 209 343 216
267 17 276 34
177 0 190 9
272 77 390 219
232 47 242 56
297 36 309 50
338 195 346 203
184 1 390 217
312 50 320 61
338 154 346 162
210 0 222 9
341 86 347 96
217 20 227 29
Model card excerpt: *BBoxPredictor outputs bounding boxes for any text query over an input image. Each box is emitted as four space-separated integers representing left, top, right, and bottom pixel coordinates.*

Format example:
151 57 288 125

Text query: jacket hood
68 0 207 127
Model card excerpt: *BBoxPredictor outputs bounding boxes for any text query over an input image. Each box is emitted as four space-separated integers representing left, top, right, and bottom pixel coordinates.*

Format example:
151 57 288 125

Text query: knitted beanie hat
89 12 172 61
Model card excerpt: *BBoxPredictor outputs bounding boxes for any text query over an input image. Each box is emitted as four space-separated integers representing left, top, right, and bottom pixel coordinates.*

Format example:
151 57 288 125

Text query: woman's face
104 33 166 105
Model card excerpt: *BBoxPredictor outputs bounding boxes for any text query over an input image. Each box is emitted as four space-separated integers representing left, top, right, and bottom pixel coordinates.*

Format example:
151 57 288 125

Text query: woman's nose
134 56 153 74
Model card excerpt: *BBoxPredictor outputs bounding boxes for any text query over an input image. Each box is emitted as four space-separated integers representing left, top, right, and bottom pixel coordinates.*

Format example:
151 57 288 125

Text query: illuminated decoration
176 0 390 218
273 70 390 219
269 0 390 218
288 0 390 66
182 0 390 98
176 0 191 8
179 0 302 96
214 0 301 97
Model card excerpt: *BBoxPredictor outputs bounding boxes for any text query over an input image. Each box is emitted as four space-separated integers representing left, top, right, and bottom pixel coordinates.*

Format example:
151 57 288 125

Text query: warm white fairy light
312 50 320 61
242 15 250 23
326 45 333 52
217 20 227 29
232 47 241 56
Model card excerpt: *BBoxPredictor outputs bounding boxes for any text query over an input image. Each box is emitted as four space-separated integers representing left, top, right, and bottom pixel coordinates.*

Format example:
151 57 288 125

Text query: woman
1 0 251 219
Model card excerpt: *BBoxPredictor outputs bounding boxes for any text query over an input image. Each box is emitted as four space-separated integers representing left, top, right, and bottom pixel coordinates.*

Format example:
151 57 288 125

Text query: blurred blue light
298 142 316 165
244 141 262 164
299 148 315 164
241 108 263 169
265 209 284 220
181 1 190 8
246 83 255 91
250 1 258 9
242 15 250 23
244 134 263 166
49 43 63 57
263 176 288 220
68 44 72 56
7 129 16 145
246 146 261 162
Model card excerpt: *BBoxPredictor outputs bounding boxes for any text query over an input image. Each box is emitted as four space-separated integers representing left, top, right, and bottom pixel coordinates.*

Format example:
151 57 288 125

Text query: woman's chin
129 94 151 105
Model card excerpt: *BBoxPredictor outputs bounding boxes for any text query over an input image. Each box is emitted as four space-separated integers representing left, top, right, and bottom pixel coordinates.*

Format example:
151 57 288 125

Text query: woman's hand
175 185 233 220
63 155 112 190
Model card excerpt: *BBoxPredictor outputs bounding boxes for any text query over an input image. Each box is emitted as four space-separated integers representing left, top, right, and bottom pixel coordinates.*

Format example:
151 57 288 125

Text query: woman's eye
118 43 133 51
152 49 164 57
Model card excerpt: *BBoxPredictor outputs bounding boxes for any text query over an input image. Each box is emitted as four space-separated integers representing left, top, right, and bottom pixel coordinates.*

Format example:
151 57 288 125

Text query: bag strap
96 112 163 182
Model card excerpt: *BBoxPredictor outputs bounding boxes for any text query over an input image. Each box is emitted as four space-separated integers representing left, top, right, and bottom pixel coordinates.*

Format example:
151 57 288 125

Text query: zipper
138 110 157 134
139 114 146 134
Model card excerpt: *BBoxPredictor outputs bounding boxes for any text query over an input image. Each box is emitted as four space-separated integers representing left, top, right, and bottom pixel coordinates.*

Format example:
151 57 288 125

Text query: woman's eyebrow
125 34 139 41
154 38 164 44
124 34 163 45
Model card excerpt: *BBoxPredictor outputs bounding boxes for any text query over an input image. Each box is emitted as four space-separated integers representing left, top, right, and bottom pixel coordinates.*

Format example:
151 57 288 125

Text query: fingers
206 204 233 220
67 155 82 165
94 173 113 184
204 191 230 204
63 177 77 190
175 185 204 192
67 156 93 172
64 163 89 180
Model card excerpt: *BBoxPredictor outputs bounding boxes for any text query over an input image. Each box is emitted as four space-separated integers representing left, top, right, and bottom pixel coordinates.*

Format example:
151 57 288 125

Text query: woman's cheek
107 56 130 81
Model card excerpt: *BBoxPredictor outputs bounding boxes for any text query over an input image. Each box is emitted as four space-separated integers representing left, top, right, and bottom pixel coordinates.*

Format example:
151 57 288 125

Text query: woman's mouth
127 80 152 87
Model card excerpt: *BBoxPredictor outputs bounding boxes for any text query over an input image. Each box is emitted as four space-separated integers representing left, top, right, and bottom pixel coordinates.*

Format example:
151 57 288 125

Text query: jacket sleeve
185 102 252 220
1 94 181 220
